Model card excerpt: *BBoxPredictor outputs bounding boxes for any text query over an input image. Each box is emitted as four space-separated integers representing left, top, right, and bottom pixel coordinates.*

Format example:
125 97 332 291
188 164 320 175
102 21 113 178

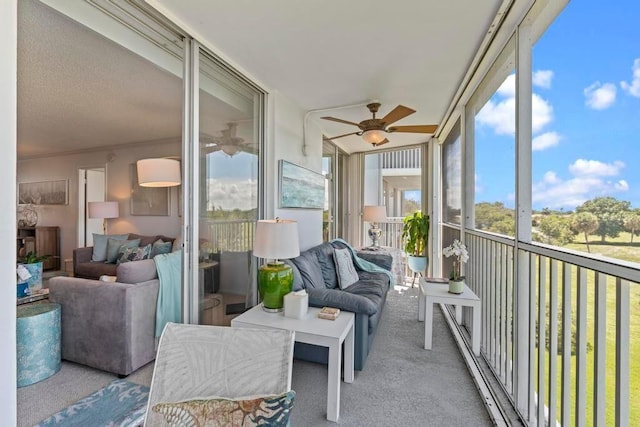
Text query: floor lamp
88 201 119 234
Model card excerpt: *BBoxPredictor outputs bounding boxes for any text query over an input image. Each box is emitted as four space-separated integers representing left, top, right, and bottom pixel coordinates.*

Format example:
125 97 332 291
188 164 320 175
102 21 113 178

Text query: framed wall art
279 160 325 209
130 164 170 216
18 180 68 205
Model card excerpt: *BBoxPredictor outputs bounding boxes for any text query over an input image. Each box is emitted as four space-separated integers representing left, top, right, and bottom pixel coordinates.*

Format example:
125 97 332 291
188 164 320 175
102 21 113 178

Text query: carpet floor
18 285 492 426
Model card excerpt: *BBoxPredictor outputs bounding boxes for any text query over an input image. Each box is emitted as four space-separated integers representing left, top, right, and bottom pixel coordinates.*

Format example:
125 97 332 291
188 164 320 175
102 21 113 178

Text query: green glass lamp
253 219 300 312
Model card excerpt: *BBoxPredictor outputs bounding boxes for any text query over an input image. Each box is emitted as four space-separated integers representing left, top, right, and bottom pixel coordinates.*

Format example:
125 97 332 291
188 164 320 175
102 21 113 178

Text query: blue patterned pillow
117 244 151 264
333 248 359 289
152 390 295 426
106 238 140 263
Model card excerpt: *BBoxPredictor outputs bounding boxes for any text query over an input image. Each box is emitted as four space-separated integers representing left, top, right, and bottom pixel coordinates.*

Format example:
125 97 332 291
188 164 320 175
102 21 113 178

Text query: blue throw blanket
331 238 395 287
154 250 182 337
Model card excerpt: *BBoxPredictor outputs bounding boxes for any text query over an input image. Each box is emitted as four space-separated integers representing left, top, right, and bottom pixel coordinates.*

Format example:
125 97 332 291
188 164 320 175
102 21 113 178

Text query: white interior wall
17 140 182 262
271 92 323 251
1 0 17 422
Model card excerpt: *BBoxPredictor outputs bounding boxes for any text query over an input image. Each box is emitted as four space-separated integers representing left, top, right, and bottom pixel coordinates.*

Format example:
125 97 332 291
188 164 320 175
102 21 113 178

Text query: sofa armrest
73 246 94 265
49 276 159 375
307 288 377 315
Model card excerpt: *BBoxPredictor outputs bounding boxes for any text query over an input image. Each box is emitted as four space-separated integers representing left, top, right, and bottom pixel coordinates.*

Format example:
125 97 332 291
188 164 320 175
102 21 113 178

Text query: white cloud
532 132 561 151
568 159 625 177
532 159 628 209
584 81 617 110
533 70 554 89
476 74 554 135
621 58 640 97
206 178 257 211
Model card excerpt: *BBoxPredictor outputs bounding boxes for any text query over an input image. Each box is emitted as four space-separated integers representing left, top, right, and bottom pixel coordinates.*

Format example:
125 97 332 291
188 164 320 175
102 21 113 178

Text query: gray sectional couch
286 240 391 370
49 258 160 376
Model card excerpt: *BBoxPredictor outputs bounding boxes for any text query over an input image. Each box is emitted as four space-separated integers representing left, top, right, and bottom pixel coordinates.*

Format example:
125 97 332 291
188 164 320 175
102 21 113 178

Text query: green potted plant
18 251 48 294
401 211 430 274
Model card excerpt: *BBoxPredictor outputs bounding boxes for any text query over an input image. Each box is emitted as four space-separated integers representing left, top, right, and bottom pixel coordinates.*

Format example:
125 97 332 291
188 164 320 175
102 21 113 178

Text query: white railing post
594 272 607 426
576 268 587 427
616 278 629 427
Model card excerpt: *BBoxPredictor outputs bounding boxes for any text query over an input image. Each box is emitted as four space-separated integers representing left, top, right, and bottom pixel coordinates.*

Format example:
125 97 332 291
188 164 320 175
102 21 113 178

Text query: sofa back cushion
116 258 158 284
310 243 339 289
106 238 140 264
284 260 304 291
290 251 325 289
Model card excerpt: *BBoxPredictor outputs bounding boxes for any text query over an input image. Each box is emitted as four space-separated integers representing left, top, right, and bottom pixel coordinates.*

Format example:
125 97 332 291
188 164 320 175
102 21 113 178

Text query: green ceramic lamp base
258 262 294 312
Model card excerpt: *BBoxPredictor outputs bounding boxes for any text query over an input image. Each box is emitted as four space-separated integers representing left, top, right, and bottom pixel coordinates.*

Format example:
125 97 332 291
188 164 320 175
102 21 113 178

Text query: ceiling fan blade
324 131 360 141
380 105 415 126
387 124 438 134
320 116 361 127
372 138 389 147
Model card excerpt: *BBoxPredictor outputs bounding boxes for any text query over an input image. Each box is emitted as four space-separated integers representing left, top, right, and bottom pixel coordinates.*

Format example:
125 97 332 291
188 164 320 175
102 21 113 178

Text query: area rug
35 379 149 427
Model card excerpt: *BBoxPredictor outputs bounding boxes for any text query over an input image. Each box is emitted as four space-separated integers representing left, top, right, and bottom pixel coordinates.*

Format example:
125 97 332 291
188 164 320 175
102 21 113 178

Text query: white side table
419 278 481 356
231 304 354 422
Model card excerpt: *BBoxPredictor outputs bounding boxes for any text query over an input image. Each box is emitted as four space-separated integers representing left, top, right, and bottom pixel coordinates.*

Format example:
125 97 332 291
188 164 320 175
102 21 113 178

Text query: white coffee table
419 278 481 356
231 304 355 422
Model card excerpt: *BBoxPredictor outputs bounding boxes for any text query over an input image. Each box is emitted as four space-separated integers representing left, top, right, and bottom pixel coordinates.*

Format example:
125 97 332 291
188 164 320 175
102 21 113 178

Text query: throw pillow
91 233 128 262
117 243 152 264
152 390 296 427
151 239 173 258
106 238 140 264
333 248 359 290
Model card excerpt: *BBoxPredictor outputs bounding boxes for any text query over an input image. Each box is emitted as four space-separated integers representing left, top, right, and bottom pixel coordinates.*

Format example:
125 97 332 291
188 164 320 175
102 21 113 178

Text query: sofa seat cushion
307 288 377 316
75 261 118 279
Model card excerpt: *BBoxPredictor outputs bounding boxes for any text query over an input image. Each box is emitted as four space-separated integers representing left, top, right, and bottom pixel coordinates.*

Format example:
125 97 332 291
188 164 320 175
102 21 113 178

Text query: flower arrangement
443 239 469 281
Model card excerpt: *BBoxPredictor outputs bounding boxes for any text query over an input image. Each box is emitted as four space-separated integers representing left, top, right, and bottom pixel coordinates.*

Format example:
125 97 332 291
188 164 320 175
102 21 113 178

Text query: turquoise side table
17 303 61 387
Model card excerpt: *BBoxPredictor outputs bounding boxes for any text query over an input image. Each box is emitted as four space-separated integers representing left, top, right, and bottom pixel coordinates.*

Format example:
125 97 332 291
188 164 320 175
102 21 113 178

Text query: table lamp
88 201 119 234
253 218 300 312
363 205 387 248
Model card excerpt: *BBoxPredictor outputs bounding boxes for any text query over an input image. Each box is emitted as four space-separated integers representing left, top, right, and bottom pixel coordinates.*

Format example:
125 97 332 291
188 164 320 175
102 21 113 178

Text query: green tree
475 202 515 236
571 212 599 253
537 215 574 246
575 196 630 242
623 209 640 243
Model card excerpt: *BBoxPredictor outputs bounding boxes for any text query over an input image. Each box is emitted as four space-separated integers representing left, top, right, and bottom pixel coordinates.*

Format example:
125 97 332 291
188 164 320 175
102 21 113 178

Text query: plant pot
17 282 29 298
23 262 43 293
449 279 465 294
407 255 428 274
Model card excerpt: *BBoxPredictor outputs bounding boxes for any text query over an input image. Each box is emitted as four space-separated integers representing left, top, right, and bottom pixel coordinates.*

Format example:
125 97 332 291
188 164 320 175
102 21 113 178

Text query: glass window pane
198 49 262 326
442 123 461 225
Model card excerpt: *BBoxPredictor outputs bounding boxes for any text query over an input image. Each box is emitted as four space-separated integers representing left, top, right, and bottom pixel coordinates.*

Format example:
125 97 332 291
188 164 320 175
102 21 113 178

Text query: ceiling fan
321 102 438 147
200 122 257 157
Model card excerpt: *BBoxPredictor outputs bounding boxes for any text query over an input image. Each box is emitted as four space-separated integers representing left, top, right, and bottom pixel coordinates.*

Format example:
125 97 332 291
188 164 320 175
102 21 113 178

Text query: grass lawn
536 232 639 426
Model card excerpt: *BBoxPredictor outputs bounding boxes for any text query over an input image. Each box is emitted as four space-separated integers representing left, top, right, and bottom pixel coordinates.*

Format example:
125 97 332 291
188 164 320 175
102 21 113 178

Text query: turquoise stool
17 303 61 387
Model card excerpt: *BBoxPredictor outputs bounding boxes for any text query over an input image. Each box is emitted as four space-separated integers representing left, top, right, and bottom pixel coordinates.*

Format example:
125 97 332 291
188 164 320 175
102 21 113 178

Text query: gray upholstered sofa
49 258 159 376
285 240 391 370
73 233 175 279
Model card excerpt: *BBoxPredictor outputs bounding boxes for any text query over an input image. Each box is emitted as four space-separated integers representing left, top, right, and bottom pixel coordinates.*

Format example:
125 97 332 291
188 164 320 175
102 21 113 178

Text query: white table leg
327 341 341 422
418 290 425 322
424 297 434 350
343 325 354 384
472 303 481 356
455 304 462 324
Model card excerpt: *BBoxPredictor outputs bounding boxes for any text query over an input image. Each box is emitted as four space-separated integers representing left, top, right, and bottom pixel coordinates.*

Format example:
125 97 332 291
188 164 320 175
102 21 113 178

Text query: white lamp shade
253 219 300 260
363 205 387 222
362 129 386 144
88 201 119 219
137 158 181 187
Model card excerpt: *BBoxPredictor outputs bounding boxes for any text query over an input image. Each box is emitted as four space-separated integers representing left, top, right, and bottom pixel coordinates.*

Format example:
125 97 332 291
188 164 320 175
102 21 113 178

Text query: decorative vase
17 281 29 298
407 255 428 274
448 279 464 294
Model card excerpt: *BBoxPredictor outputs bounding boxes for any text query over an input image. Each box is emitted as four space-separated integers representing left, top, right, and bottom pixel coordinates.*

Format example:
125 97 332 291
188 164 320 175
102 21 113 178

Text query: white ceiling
18 0 502 158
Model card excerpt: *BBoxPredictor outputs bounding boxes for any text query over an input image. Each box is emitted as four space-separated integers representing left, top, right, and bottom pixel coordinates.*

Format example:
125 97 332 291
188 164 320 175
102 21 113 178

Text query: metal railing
380 148 421 169
457 227 639 426
206 219 255 252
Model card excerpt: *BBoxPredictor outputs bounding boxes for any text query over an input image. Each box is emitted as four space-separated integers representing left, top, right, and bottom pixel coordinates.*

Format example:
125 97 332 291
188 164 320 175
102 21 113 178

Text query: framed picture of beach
279 160 325 209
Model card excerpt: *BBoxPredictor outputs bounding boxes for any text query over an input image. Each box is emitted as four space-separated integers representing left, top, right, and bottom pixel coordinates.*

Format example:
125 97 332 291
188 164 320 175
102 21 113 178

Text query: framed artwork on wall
279 160 325 209
130 164 170 216
18 180 68 205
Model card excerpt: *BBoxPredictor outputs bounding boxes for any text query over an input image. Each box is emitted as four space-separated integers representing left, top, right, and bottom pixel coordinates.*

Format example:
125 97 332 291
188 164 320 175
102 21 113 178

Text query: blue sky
475 0 640 211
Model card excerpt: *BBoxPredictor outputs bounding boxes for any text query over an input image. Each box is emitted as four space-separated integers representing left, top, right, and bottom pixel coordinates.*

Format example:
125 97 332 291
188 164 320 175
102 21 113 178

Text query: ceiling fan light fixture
362 129 386 144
